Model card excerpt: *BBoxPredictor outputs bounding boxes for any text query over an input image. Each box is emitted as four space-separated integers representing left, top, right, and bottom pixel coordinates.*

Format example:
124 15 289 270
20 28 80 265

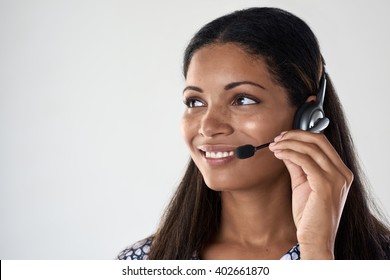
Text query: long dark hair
149 7 390 259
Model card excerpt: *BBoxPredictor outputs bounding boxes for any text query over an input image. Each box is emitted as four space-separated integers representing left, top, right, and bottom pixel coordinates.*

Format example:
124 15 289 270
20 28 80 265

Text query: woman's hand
269 130 354 259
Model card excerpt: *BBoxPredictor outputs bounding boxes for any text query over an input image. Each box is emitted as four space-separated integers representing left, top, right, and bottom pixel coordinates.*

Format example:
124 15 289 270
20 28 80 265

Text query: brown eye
233 95 259 106
184 98 205 108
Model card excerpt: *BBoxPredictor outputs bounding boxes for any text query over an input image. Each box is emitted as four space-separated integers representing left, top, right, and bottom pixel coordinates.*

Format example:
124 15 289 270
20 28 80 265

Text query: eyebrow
224 81 266 91
183 81 266 94
182 85 203 93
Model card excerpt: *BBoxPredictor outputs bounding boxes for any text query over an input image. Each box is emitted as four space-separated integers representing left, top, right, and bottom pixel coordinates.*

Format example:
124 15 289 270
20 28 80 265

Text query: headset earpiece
292 64 329 133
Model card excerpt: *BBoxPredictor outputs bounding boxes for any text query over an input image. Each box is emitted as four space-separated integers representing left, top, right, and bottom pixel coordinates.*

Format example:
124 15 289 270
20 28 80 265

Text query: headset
292 63 330 133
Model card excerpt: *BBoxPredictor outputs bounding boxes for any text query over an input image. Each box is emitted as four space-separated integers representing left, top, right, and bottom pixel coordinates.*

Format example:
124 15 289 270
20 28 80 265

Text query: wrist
299 243 334 260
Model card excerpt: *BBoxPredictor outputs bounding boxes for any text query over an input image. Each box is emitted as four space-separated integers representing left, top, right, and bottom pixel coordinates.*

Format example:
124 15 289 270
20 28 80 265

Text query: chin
204 183 225 192
202 176 245 192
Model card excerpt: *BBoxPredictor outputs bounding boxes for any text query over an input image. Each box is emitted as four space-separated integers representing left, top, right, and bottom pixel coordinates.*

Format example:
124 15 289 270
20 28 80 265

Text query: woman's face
181 43 296 192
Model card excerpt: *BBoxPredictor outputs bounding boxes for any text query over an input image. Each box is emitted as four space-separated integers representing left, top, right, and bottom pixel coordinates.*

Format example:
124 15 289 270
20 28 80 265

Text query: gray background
1 0 389 259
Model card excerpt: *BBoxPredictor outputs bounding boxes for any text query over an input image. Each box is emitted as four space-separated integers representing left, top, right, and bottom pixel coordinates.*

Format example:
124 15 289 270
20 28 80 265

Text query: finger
270 130 353 184
273 147 326 179
281 158 309 189
270 138 338 175
273 147 351 194
273 130 338 164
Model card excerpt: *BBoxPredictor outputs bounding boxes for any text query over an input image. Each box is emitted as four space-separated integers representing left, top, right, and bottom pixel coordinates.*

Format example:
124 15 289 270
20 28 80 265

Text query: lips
197 145 236 162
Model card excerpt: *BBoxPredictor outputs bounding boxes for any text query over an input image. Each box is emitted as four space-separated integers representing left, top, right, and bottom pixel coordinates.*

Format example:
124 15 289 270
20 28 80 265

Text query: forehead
186 43 274 86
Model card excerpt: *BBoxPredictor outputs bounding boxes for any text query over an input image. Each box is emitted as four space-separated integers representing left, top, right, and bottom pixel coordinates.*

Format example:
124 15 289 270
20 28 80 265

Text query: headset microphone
235 143 271 159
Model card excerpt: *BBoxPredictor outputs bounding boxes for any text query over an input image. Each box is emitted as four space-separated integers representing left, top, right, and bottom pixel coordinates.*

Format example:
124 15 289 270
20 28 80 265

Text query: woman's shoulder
116 236 200 260
117 237 153 260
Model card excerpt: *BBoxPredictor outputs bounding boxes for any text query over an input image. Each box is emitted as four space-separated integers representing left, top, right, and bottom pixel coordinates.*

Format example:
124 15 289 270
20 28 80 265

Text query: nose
198 106 234 138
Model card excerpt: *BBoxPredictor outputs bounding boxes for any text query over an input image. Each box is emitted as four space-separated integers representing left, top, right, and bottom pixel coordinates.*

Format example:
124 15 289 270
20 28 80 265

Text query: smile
197 145 237 166
205 151 234 158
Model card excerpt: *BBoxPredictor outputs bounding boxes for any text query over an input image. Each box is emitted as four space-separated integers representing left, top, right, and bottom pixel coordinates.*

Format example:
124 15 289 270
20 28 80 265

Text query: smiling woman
182 44 296 193
117 7 390 260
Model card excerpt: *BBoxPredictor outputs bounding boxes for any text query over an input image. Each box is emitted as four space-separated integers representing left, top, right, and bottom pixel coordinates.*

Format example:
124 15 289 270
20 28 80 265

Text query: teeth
205 151 234 158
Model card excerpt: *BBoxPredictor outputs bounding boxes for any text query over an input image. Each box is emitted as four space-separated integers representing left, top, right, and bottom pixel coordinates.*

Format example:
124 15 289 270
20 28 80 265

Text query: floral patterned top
117 237 301 260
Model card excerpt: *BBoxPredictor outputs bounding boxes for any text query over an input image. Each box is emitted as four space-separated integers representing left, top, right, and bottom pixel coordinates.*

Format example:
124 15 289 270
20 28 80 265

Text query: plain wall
1 0 389 259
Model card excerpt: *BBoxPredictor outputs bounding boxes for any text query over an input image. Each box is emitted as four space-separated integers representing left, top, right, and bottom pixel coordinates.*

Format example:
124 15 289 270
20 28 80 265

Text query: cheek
241 118 259 131
181 115 197 147
238 113 277 143
242 107 295 139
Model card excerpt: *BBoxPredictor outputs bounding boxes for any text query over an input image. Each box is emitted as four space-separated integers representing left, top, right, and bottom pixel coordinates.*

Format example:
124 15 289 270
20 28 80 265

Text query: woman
118 7 390 260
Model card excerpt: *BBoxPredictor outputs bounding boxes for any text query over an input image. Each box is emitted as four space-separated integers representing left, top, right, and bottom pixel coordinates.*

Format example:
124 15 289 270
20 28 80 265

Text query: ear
305 95 316 103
